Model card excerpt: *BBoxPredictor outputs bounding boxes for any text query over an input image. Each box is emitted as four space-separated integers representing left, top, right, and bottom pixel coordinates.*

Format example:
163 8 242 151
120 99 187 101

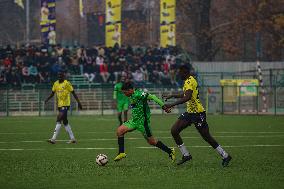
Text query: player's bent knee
147 138 157 146
116 126 127 137
116 130 123 137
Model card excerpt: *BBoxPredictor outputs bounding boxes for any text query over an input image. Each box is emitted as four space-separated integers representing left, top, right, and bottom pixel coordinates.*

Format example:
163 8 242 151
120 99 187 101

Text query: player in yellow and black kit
44 71 82 144
163 65 232 166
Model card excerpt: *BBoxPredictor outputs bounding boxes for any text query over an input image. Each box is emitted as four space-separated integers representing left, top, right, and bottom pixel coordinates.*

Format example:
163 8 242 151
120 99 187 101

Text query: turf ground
0 115 283 189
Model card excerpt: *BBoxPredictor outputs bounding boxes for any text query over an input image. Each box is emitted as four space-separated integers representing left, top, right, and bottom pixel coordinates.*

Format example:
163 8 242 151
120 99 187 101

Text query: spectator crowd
0 44 187 87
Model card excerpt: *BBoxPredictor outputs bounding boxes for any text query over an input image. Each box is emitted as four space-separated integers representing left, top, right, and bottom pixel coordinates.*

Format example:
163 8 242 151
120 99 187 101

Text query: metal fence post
256 86 259 115
101 84 104 116
221 86 224 114
38 89 41 116
238 86 241 114
274 85 277 115
6 88 9 117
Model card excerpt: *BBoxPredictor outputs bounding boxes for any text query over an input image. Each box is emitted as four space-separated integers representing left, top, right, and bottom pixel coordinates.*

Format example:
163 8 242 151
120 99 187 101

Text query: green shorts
123 119 152 138
117 101 129 113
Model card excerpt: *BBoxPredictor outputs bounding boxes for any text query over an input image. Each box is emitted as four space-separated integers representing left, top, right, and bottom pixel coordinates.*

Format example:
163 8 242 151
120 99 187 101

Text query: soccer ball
96 154 108 166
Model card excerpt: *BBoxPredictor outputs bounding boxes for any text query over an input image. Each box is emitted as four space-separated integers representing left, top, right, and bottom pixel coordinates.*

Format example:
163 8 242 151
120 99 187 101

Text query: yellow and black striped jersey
183 76 205 113
52 80 74 107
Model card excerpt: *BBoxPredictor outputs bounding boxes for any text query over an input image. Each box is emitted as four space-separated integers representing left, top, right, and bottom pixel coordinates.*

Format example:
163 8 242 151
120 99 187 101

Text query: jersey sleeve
66 81 74 92
183 77 195 91
52 82 56 92
147 94 164 107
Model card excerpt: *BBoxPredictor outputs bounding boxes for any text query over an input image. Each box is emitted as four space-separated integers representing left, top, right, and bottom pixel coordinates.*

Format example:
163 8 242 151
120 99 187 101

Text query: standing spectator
121 65 132 81
77 46 86 74
140 64 148 82
151 63 161 84
96 55 104 65
0 65 6 84
113 61 122 82
21 65 29 83
29 64 39 83
6 68 21 87
83 56 95 83
108 62 116 83
5 45 14 56
98 47 105 57
132 69 144 87
99 62 110 83
38 61 50 83
3 56 12 68
69 55 80 75
0 71 5 84
56 44 64 57
168 55 177 85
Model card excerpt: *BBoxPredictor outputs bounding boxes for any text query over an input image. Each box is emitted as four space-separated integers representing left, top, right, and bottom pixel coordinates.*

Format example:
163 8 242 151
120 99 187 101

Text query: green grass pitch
0 115 283 189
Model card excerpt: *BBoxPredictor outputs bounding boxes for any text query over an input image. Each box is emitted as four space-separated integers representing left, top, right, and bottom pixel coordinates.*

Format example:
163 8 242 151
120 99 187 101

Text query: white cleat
47 139 56 144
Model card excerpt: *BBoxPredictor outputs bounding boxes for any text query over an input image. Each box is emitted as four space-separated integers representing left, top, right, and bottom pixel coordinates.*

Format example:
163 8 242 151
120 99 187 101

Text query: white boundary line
0 144 283 151
0 135 284 144
0 131 284 135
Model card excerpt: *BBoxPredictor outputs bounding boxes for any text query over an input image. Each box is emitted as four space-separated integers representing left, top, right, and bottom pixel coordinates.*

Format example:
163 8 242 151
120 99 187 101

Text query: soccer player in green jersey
114 82 175 163
163 65 232 166
113 76 129 126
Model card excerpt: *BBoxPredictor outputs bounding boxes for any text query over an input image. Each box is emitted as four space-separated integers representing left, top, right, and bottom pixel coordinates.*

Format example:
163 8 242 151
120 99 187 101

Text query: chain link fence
0 84 283 116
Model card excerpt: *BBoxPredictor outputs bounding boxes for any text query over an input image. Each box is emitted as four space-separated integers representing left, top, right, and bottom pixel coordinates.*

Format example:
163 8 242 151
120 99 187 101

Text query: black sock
155 140 172 154
118 115 122 126
118 136 124 153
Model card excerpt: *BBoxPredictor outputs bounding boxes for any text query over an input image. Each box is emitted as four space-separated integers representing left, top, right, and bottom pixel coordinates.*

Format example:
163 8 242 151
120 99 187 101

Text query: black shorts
178 112 208 128
58 106 70 113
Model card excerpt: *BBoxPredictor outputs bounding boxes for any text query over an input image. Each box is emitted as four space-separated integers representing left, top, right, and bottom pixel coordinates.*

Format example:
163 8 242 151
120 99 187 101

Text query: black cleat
222 155 232 167
177 155 192 165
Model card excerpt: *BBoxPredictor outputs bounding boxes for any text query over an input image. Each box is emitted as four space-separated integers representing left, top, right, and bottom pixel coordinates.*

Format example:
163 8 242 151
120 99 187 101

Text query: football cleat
177 155 192 165
222 155 232 167
47 139 56 144
114 153 127 161
67 139 77 144
169 148 176 163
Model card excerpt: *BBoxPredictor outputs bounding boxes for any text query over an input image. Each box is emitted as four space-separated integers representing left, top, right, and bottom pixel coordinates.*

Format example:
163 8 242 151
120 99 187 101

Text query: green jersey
124 89 165 137
129 89 164 123
114 82 129 102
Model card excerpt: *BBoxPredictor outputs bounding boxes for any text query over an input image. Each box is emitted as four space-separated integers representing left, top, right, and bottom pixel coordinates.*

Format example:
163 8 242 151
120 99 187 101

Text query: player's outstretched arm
164 89 192 109
162 93 184 101
44 92 55 104
147 94 171 113
71 91 83 110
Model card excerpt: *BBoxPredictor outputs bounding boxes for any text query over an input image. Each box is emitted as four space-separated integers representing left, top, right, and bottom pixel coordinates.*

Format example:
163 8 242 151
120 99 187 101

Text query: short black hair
179 64 192 73
121 82 133 90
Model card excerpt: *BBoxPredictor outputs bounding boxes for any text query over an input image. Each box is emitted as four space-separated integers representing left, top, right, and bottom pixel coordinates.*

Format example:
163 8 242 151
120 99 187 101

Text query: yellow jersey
183 76 205 113
52 80 74 107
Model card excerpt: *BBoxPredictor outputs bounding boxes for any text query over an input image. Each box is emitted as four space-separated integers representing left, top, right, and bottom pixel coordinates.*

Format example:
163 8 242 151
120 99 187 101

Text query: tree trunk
195 0 212 61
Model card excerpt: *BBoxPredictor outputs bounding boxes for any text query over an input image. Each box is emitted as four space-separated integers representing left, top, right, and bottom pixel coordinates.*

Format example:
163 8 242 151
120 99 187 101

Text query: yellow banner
106 23 121 47
105 0 121 47
220 79 259 99
160 24 176 47
160 0 176 47
106 0 121 24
